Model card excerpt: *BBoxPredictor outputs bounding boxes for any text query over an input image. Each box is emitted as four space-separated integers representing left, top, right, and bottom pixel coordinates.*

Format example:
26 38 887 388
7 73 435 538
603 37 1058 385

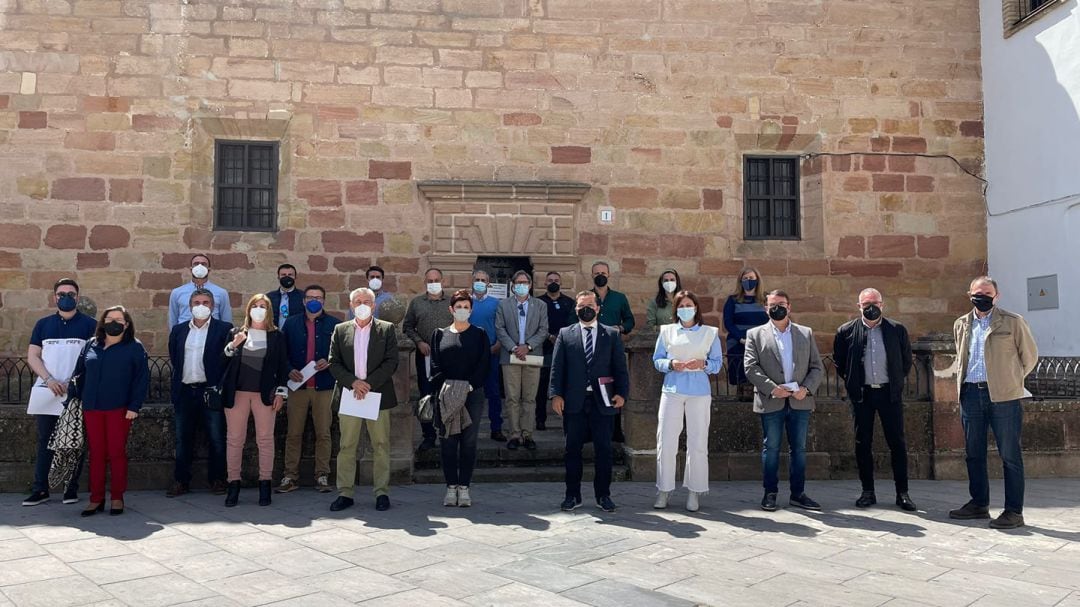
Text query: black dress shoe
948 501 990 520
109 501 124 516
789 493 822 511
491 430 507 441
375 495 390 511
522 435 536 450
560 496 582 511
225 481 240 507
536 422 547 431
761 492 778 512
989 510 1025 529
596 496 617 512
416 437 437 453
896 493 917 512
506 438 520 450
856 491 877 509
330 496 354 511
81 502 105 517
258 480 272 507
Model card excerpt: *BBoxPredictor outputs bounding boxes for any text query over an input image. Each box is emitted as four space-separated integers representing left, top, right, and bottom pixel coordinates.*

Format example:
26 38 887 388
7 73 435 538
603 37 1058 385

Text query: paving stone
463 581 590 606
156 549 264 583
486 556 600 593
203 569 313 606
393 561 512 600
932 570 1071 606
0 538 48 563
42 537 135 563
290 528 382 555
103 572 217 607
337 542 441 575
304 566 415 603
571 554 694 590
0 554 76 586
842 571 985 607
358 588 469 606
69 553 172 585
422 540 525 569
561 579 698 607
0 574 112 607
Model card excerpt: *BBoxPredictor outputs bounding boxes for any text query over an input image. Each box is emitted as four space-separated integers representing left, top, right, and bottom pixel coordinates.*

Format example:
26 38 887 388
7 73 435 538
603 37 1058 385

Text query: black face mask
768 305 788 321
103 321 125 337
546 282 560 293
57 294 78 312
971 294 994 313
862 304 882 321
593 275 608 288
279 276 295 290
578 307 597 322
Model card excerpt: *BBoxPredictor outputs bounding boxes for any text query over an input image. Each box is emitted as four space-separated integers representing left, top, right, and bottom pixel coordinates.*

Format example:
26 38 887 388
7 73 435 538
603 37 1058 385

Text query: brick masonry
0 0 986 355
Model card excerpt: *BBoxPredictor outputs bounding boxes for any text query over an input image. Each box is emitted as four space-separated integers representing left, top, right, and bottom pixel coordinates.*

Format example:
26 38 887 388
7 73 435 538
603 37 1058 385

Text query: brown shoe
165 482 189 498
989 511 1025 529
210 480 228 495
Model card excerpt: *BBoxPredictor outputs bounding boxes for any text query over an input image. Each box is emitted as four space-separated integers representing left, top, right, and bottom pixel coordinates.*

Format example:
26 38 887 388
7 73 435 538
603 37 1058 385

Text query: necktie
584 326 594 367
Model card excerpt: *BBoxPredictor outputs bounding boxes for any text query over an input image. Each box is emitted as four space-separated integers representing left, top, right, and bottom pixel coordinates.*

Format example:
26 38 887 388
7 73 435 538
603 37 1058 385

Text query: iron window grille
214 140 279 232
743 155 800 240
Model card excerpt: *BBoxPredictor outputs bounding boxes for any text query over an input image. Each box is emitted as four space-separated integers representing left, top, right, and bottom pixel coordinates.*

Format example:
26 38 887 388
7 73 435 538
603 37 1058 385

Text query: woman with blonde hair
221 294 290 507
722 268 768 400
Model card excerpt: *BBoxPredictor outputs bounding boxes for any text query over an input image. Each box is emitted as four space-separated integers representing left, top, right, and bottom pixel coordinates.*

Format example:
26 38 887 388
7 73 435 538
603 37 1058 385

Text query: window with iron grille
214 140 279 232
1023 0 1055 18
1004 0 1064 36
743 156 800 240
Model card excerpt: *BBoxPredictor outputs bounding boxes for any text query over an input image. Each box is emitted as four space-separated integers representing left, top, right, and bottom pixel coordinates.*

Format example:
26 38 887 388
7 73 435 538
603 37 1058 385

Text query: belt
864 383 888 389
964 381 989 389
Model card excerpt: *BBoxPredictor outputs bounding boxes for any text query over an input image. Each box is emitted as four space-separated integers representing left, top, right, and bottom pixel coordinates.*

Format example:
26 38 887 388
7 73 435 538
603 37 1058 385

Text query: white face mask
354 304 373 320
662 280 677 294
453 308 471 322
368 277 383 291
191 264 209 279
191 305 211 320
426 283 443 296
249 307 267 323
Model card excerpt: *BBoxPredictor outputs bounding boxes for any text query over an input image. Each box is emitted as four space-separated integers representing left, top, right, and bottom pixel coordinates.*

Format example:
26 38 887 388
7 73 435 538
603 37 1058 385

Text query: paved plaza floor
1 479 1080 607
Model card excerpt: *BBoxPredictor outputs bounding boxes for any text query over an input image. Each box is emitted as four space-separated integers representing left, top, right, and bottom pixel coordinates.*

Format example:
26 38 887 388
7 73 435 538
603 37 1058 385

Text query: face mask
768 305 788 321
453 308 471 322
473 281 487 294
56 293 77 312
249 307 267 323
513 284 530 298
368 277 382 291
546 282 560 293
677 307 696 322
861 304 882 322
971 294 994 313
578 306 597 322
191 264 209 279
662 280 677 294
593 274 608 288
103 321 125 337
191 304 212 320
742 279 758 292
305 300 323 314
426 283 443 296
354 304 373 320
279 276 295 290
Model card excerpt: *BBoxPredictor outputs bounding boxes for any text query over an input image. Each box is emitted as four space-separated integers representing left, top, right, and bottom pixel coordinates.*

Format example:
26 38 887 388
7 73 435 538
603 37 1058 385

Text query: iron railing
0 356 173 406
1025 357 1080 400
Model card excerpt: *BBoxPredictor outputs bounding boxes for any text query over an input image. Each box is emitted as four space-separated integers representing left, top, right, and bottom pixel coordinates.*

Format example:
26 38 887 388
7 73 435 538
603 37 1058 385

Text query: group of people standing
21 253 1038 529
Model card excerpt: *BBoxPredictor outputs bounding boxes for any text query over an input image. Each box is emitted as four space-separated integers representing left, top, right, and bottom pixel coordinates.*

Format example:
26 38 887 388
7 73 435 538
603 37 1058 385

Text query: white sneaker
653 491 670 509
686 491 700 512
457 486 471 507
315 475 331 493
443 485 458 507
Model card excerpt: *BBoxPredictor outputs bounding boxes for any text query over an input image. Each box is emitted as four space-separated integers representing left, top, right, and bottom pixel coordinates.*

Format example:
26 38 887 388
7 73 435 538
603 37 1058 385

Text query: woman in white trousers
651 290 724 511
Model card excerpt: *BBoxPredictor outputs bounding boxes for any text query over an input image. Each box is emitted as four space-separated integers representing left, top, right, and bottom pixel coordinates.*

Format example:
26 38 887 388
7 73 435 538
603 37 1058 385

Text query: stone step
412 464 631 484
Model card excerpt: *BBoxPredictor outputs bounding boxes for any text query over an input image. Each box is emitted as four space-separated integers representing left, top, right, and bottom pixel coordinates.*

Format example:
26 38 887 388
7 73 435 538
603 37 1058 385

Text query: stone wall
0 0 986 356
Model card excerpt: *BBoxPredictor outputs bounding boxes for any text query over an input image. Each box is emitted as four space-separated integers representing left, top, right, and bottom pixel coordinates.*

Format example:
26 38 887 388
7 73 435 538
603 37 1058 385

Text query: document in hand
287 361 318 391
780 382 800 392
340 391 381 420
509 354 544 367
597 376 617 407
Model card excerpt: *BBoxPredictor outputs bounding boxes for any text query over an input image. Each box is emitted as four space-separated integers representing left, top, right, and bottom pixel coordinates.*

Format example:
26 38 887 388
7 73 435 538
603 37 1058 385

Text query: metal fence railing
1025 357 1080 400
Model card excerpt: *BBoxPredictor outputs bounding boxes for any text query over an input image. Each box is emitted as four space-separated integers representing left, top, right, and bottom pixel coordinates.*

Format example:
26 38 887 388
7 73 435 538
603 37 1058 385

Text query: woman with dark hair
723 268 768 400
69 305 149 516
430 289 490 507
651 291 722 512
221 294 290 507
646 269 681 329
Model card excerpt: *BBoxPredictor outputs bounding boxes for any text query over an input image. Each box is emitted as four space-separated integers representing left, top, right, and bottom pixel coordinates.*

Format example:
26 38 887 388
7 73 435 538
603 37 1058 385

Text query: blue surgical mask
56 293 77 312
677 307 697 323
742 278 758 292
473 281 487 294
305 300 323 314
513 284 530 298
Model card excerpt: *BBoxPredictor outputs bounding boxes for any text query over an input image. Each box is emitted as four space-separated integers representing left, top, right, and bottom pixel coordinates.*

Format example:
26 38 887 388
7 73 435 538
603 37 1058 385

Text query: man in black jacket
833 288 916 512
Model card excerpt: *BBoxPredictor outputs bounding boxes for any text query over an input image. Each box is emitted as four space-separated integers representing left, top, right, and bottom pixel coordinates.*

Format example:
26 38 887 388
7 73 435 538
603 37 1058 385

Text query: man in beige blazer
328 287 399 513
744 289 824 513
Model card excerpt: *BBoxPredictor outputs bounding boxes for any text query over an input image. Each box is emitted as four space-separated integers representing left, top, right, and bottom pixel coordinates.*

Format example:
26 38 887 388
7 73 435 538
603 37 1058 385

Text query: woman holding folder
221 294 290 507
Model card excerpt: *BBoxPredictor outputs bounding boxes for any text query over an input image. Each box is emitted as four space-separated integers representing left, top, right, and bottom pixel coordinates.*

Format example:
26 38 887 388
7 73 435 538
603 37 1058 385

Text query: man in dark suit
167 288 233 497
550 290 630 512
833 287 916 512
328 287 399 512
267 263 304 328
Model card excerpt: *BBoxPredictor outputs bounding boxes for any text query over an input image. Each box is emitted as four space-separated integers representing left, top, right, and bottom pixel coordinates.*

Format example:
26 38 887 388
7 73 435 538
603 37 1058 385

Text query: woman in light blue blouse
651 291 723 512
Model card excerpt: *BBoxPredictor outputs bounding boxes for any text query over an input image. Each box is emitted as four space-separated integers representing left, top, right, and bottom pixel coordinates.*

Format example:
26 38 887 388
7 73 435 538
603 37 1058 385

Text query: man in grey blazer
495 270 549 450
744 289 825 512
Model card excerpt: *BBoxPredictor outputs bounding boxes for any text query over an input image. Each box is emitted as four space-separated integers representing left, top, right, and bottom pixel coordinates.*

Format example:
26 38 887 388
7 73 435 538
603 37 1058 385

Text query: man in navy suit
267 263 304 328
167 288 233 497
550 290 629 512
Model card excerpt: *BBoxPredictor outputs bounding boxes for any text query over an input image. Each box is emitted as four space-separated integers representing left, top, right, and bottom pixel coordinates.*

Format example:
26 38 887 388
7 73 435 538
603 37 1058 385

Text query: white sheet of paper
781 382 800 392
26 338 86 416
339 390 381 420
27 384 65 416
424 355 432 380
509 354 544 367
287 361 318 392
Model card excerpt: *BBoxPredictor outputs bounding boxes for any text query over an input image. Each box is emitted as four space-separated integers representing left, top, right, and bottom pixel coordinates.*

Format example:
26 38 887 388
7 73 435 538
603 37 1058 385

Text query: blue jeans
961 384 1024 513
760 404 811 496
33 414 84 494
484 355 503 432
173 384 227 485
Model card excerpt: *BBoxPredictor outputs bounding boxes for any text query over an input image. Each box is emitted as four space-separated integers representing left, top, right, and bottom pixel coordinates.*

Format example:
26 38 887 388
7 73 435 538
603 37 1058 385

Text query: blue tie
584 326 594 367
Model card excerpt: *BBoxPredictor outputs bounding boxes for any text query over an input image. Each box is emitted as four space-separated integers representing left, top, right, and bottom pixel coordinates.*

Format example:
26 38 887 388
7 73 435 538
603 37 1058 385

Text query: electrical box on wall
1027 274 1059 311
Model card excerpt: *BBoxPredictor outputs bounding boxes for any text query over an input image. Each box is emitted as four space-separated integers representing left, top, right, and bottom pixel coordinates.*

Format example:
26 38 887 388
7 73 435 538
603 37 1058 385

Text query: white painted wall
980 0 1080 355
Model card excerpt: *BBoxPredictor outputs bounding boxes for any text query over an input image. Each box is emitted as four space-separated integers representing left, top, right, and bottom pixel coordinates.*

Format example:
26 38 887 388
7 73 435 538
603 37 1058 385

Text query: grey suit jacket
743 321 824 414
494 296 549 365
